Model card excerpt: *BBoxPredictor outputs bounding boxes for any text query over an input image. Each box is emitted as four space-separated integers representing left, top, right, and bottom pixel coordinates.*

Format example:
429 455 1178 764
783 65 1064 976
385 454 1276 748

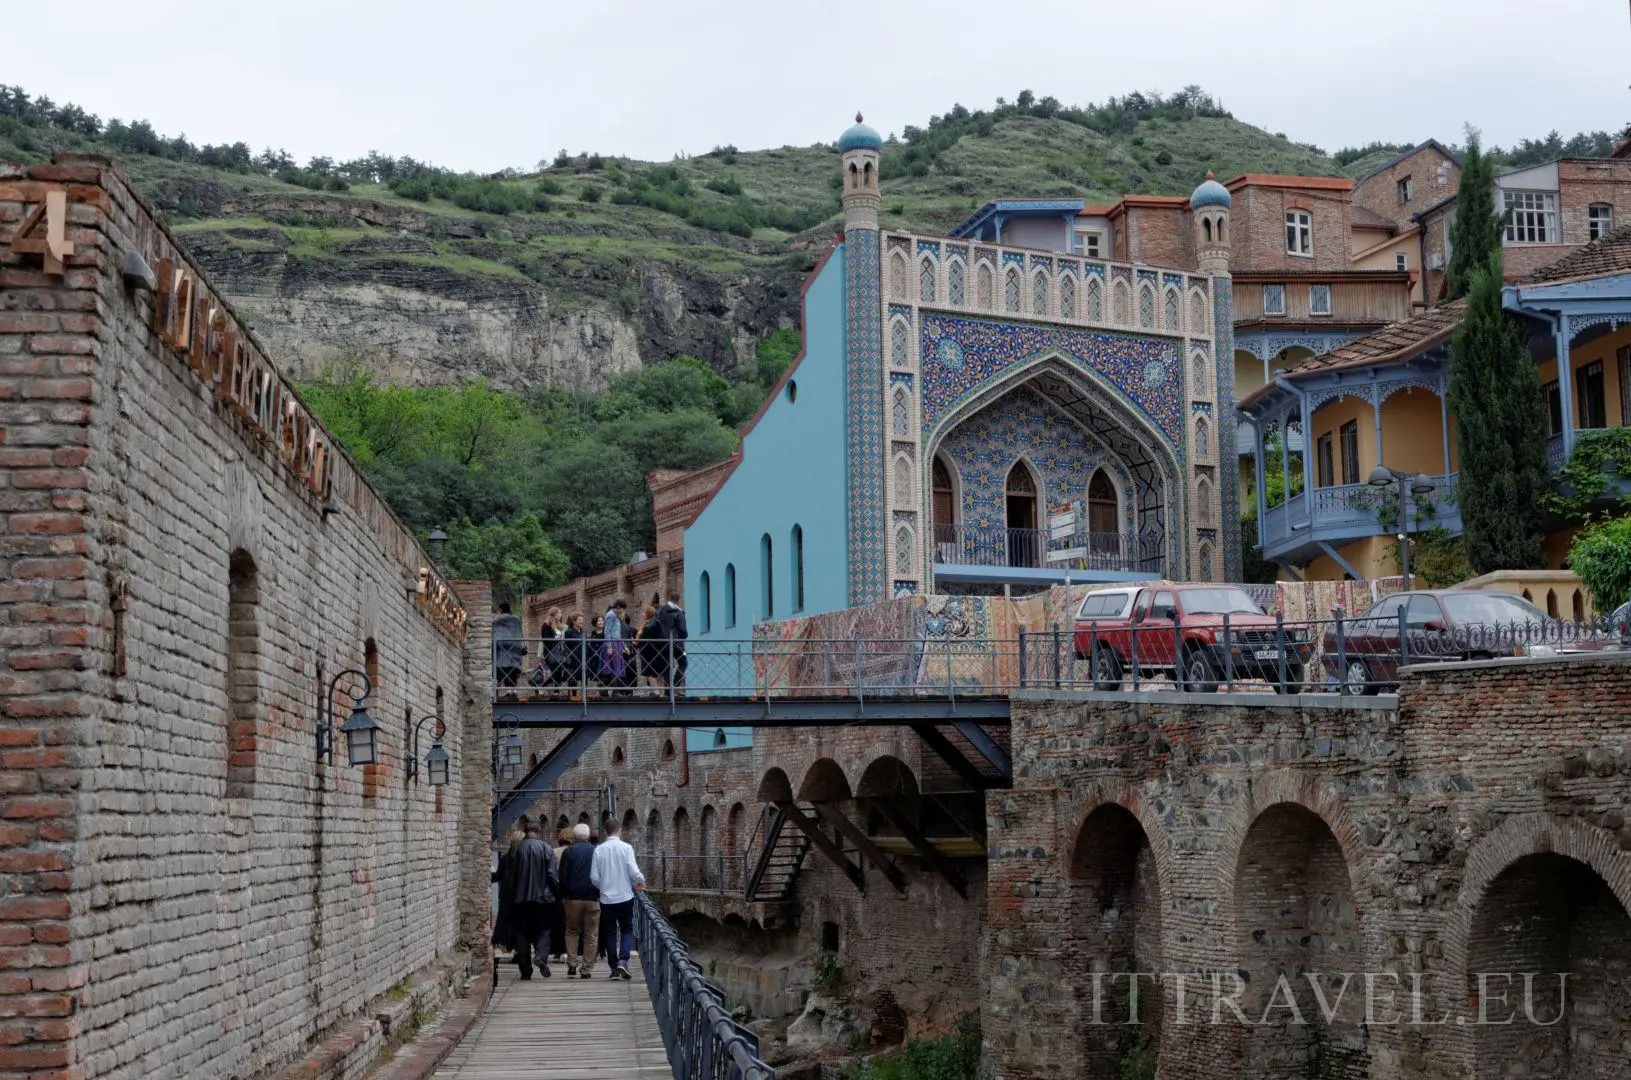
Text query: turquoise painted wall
685 244 850 643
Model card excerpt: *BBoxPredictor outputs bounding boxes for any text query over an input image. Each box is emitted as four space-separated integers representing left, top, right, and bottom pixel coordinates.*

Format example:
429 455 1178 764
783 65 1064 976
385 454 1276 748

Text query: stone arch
889 250 908 297
725 801 746 859
621 807 638 840
1068 802 1166 1073
1233 800 1369 1078
856 755 919 835
646 807 663 852
757 767 794 804
798 758 853 803
1449 816 1631 1080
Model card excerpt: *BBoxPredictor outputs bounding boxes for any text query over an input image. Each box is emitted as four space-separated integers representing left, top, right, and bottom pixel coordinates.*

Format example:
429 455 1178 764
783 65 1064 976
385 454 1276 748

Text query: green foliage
1449 259 1549 572
706 174 744 196
443 515 569 607
596 357 735 423
1446 131 1505 301
580 185 603 203
815 952 845 993
612 163 832 237
1117 1024 1158 1080
1332 140 1412 168
1542 427 1631 522
755 328 801 388
847 1013 980 1080
1391 525 1473 588
1568 516 1631 611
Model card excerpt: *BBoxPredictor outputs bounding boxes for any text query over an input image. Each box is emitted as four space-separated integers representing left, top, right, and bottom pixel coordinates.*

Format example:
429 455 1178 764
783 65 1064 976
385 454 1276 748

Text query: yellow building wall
1378 387 1457 475
1536 324 1631 431
1352 233 1424 308
1292 535 1394 582
1308 396 1377 486
1543 525 1582 570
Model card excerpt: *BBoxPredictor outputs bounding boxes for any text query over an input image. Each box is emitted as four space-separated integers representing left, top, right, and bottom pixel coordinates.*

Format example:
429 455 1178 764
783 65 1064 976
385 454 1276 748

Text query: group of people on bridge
492 594 688 695
493 815 647 980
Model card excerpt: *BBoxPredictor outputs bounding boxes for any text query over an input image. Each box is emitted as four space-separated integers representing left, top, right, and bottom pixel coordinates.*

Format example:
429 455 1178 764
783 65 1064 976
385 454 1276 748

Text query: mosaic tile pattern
844 228 887 604
1215 277 1242 582
936 385 1140 544
918 314 1183 445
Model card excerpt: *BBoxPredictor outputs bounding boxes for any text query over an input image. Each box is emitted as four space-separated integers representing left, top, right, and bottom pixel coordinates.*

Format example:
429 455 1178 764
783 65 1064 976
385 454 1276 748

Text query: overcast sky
10 0 1628 172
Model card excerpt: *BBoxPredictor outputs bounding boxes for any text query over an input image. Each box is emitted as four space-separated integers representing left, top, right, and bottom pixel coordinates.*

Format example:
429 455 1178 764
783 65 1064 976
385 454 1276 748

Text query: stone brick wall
1229 182 1355 274
984 653 1631 1080
1500 158 1631 279
0 157 483 1080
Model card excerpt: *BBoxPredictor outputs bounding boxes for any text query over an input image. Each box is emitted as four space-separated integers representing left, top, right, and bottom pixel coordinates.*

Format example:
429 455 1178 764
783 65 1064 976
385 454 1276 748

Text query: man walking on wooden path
558 823 600 979
590 817 645 980
500 817 558 979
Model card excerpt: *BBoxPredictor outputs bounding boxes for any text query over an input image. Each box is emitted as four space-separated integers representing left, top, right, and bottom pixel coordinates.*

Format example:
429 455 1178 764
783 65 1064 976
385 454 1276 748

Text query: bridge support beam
492 725 607 839
777 801 865 893
953 720 1012 781
874 800 967 898
911 723 990 791
813 802 907 894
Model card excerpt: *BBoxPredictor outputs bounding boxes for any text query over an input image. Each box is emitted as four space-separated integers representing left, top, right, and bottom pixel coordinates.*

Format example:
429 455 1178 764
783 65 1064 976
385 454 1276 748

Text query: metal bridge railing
635 892 775 1080
492 612 1630 704
647 853 746 895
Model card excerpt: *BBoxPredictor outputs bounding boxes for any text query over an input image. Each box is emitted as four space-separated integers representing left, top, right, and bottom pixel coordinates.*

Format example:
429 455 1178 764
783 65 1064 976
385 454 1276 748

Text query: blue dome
838 113 883 153
1190 173 1232 210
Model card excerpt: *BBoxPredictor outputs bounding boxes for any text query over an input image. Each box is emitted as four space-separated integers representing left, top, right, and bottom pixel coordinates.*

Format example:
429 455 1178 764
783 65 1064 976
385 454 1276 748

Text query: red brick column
452 580 494 962
0 160 104 1080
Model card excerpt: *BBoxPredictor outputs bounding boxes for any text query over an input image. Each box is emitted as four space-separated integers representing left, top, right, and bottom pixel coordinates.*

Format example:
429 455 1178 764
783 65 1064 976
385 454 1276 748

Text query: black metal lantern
425 741 451 786
500 730 523 781
340 699 381 766
427 526 449 569
320 668 375 767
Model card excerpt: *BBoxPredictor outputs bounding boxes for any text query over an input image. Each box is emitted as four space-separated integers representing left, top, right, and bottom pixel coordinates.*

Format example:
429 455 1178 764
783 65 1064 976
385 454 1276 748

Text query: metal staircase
743 804 811 902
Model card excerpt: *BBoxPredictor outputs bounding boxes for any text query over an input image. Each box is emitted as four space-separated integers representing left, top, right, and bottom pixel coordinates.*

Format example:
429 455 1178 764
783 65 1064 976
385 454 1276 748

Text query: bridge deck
432 957 669 1078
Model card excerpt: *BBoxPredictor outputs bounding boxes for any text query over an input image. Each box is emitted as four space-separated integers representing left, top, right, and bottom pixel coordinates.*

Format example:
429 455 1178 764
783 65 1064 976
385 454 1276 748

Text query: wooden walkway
431 955 671 1078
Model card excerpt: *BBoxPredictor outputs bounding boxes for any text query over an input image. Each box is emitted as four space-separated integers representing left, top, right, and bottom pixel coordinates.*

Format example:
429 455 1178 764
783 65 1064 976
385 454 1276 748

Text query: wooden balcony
1234 274 1412 326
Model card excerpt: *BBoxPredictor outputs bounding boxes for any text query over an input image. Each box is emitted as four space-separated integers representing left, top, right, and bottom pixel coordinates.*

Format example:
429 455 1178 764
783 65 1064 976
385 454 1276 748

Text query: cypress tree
1445 130 1505 301
1449 258 1549 572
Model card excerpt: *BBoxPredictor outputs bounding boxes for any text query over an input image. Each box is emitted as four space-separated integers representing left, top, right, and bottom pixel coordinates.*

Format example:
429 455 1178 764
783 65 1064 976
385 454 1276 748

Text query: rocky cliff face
167 189 817 392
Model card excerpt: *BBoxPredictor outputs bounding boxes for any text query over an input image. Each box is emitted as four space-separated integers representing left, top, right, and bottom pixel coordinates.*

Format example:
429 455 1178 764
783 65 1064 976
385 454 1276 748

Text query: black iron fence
635 892 775 1080
493 612 1629 703
647 853 745 895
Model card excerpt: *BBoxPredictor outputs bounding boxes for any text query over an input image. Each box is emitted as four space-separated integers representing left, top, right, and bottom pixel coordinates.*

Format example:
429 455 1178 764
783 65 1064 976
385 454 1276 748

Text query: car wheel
1092 646 1123 692
1182 649 1219 693
1273 662 1306 695
1342 659 1376 696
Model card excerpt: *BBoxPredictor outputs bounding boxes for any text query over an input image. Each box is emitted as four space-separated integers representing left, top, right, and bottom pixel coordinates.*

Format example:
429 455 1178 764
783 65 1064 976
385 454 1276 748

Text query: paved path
431 956 670 1078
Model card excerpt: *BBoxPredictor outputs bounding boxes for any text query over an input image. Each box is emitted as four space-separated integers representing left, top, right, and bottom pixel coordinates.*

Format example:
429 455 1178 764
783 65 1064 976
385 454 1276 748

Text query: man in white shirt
589 817 645 979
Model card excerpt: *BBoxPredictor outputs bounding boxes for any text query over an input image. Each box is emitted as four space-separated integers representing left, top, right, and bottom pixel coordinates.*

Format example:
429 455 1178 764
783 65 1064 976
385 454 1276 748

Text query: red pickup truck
1072 584 1314 693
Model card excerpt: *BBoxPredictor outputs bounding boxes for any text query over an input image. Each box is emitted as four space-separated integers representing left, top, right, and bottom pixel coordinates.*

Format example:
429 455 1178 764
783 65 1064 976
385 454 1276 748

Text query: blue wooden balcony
1259 473 1462 567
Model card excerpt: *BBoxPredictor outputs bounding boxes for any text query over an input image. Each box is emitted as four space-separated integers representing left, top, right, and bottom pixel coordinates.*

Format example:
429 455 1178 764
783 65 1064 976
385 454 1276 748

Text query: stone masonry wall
1351 145 1461 231
984 653 1631 1080
0 157 482 1080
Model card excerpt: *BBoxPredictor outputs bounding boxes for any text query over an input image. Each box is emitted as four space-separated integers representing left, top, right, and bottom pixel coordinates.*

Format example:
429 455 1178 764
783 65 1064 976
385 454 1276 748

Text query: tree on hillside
1449 260 1548 573
1445 130 1505 301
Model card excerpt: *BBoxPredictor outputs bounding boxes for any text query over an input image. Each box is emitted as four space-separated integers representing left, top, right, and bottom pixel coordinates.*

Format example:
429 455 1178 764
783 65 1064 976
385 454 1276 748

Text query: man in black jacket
556 824 600 978
501 817 558 979
656 592 688 691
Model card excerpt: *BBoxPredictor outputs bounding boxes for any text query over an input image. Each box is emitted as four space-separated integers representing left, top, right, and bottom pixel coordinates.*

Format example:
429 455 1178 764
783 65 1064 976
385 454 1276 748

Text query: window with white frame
1398 176 1413 203
1503 191 1559 244
1071 230 1103 258
1309 283 1332 316
1395 252 1408 271
1589 204 1615 241
1285 211 1312 256
1263 283 1286 316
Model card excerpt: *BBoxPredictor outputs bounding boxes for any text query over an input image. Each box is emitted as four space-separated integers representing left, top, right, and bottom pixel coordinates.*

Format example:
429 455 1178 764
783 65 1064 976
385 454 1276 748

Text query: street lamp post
1367 465 1439 589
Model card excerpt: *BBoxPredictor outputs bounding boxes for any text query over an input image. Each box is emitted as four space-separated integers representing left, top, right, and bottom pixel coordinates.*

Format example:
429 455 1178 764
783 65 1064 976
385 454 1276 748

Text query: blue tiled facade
844 226 886 606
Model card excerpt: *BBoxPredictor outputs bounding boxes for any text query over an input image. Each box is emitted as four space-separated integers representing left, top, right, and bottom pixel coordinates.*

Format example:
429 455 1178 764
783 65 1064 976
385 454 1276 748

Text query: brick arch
1442 812 1631 976
757 767 794 804
1213 770 1373 908
798 757 852 803
1059 781 1178 905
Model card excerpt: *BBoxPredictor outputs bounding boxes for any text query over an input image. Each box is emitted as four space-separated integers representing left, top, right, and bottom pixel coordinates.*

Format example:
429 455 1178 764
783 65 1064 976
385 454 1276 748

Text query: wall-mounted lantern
493 712 524 782
320 668 379 766
408 714 452 787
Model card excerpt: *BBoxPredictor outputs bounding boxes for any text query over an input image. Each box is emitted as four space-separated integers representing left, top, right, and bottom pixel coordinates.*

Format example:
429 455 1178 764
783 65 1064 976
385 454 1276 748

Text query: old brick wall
985 653 1631 1080
0 157 482 1080
1230 182 1355 274
1501 158 1631 279
1352 146 1461 230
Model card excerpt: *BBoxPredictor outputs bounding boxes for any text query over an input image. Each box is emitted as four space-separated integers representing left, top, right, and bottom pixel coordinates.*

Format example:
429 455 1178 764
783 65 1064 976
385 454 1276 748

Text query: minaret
1190 171 1238 580
838 113 887 605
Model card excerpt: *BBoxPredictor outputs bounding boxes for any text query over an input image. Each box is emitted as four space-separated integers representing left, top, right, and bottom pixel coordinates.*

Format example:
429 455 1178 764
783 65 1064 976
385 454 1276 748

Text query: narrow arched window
724 563 737 628
920 257 936 303
1164 288 1179 331
1189 290 1207 334
1087 470 1118 539
892 386 911 437
1195 416 1210 460
1192 351 1208 395
227 549 259 799
1197 477 1214 526
976 263 993 308
932 456 956 545
1032 272 1049 316
1085 276 1103 322
948 260 966 305
1113 280 1130 323
894 454 913 503
890 251 908 297
1138 284 1156 328
1059 274 1076 319
1004 268 1021 312
699 570 712 633
1203 218 1213 243
790 524 804 612
760 534 774 619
